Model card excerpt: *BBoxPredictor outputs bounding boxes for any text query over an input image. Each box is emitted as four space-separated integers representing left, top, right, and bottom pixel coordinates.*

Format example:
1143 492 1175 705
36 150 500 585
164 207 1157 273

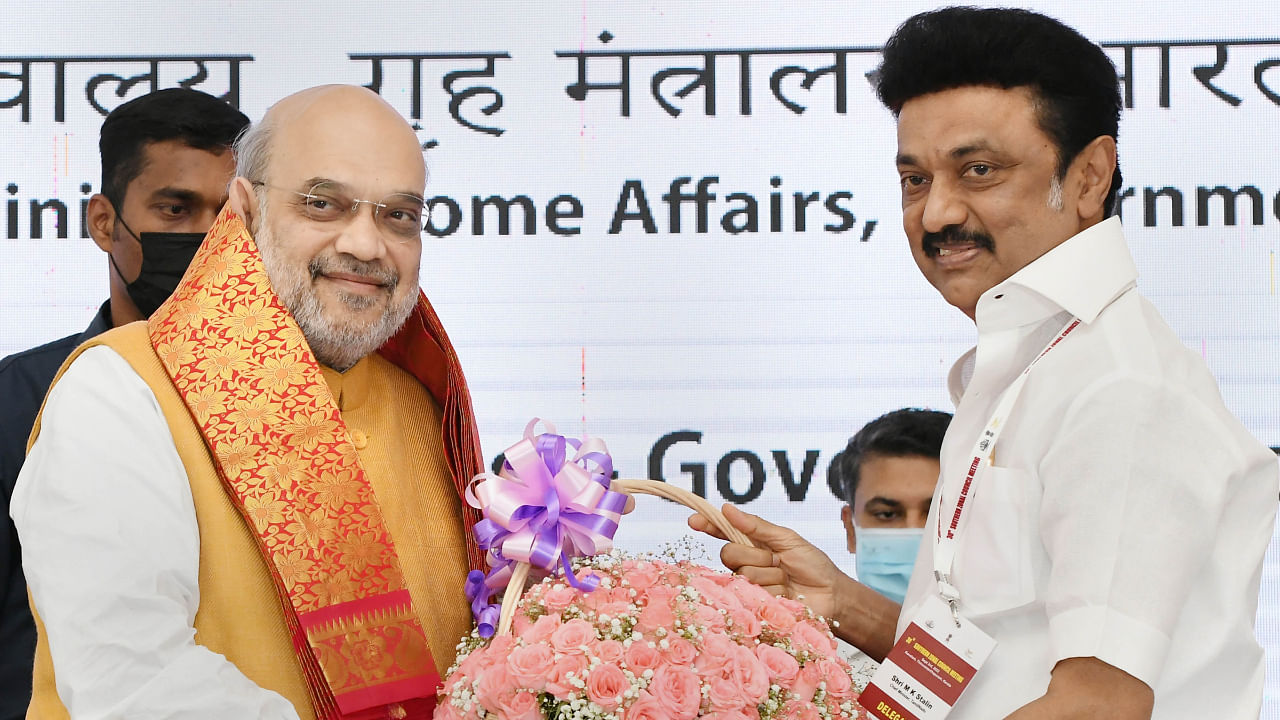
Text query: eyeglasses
251 180 426 242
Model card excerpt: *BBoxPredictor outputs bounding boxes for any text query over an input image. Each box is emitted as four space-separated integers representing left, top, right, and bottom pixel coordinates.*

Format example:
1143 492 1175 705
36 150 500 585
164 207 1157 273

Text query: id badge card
859 596 996 720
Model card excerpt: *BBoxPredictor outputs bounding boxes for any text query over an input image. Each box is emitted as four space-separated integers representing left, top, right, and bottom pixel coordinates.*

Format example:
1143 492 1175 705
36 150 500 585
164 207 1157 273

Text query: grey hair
233 117 273 182
1047 173 1065 211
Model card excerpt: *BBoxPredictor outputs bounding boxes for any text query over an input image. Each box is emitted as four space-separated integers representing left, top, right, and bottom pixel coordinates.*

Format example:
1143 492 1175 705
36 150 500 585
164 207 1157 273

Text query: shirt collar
947 346 977 406
973 216 1137 331
319 355 373 412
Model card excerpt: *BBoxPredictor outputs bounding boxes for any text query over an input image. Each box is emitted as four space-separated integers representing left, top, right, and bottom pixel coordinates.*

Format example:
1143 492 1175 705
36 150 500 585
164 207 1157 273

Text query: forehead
895 85 1052 164
128 140 234 192
268 99 425 194
854 454 940 504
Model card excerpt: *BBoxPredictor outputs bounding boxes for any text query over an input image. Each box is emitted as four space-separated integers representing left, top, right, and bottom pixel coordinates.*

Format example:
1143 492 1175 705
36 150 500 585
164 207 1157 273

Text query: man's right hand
689 503 902 661
689 503 846 620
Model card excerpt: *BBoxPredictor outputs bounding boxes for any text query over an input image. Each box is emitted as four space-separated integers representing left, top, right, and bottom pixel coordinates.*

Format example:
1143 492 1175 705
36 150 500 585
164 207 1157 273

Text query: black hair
838 408 951 506
875 6 1123 215
99 88 250 208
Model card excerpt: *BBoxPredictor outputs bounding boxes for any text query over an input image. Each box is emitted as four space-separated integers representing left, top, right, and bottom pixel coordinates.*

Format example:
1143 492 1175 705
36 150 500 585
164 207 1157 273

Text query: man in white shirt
693 7 1279 718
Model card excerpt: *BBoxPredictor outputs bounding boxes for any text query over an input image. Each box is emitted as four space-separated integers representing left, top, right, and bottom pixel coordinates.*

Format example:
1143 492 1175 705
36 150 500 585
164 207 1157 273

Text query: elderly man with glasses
13 85 483 720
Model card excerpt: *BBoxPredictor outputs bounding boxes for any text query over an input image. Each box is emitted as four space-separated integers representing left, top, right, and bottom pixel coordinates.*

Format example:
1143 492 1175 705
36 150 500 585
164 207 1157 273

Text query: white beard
254 200 418 371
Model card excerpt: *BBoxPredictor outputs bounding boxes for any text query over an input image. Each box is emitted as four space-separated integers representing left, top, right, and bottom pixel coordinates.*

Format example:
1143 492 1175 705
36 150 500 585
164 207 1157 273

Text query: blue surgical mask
854 526 924 605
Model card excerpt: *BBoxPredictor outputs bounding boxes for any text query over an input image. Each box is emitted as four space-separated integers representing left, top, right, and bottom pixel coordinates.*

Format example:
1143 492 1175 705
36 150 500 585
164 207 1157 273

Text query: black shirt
0 302 111 718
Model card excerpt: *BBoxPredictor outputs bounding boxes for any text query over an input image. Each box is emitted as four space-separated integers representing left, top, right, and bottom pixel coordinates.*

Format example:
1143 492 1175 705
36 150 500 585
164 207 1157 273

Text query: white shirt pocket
952 465 1039 617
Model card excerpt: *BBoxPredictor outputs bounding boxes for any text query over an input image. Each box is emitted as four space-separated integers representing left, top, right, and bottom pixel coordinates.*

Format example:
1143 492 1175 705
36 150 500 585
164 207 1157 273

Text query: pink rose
791 662 823 702
694 631 737 673
644 584 679 604
523 614 561 645
579 587 606 611
603 599 635 617
691 576 741 611
663 636 697 666
581 586 614 609
594 639 625 664
585 587 633 617
506 642 555 690
755 643 799 684
705 711 754 720
498 690 541 720
707 675 743 711
551 618 596 654
624 562 661 593
475 662 517 710
792 621 837 656
637 601 675 633
818 658 854 699
727 576 775 606
487 636 515 659
728 608 761 638
649 664 702 720
624 640 663 674
625 692 667 720
546 654 589 697
476 639 514 678
774 596 808 616
729 645 770 703
454 651 486 684
511 613 533 637
585 662 630 711
543 584 579 612
756 598 798 633
694 604 726 632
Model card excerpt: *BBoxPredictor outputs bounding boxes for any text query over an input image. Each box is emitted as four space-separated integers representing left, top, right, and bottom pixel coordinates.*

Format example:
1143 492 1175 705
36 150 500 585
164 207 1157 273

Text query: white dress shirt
898 217 1279 718
11 346 300 719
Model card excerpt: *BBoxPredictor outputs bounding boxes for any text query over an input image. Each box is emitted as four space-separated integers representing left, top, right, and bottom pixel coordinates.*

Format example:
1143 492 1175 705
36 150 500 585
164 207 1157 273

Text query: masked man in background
0 88 247 718
13 85 483 719
836 408 950 605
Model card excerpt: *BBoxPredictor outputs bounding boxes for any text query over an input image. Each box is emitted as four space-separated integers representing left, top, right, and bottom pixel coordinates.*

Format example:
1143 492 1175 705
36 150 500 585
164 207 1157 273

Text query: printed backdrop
1 1 1278 710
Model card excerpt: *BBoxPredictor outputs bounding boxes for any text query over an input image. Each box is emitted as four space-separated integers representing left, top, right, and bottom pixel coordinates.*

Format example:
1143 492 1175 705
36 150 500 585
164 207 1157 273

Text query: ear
86 193 116 253
1071 135 1116 222
228 177 258 230
841 504 857 553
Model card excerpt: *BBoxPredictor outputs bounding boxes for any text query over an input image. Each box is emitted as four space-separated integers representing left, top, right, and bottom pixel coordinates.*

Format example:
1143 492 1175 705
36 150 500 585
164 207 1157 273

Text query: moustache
922 226 995 258
309 255 398 288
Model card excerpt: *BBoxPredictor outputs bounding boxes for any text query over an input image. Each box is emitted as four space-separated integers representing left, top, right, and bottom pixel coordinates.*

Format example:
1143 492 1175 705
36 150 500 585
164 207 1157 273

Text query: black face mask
108 212 205 318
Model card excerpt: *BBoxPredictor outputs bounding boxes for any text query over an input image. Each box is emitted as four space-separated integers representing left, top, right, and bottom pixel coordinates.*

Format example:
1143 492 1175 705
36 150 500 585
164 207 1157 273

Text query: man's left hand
1003 657 1153 720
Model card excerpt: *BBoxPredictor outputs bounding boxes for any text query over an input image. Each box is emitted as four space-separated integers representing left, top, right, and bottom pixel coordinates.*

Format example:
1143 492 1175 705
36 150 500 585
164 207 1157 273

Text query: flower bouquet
437 421 874 720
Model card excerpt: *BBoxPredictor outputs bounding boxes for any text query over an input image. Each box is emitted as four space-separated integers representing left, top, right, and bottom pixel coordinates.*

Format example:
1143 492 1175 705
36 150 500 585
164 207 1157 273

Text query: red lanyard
933 317 1082 616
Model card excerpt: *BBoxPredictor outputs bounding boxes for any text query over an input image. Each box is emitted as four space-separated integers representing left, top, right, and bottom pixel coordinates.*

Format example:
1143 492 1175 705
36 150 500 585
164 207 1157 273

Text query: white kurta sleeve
1037 373 1237 688
10 346 300 720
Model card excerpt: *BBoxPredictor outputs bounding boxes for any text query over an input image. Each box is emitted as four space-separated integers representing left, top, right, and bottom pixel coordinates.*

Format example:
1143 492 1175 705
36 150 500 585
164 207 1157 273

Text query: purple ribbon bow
463 419 629 633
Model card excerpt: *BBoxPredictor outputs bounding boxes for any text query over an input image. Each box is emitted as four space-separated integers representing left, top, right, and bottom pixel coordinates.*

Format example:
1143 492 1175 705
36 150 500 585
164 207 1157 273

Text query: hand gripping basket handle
495 478 761 636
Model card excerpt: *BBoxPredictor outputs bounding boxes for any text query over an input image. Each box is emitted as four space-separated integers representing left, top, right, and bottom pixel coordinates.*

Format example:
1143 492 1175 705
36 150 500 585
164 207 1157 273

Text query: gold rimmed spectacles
251 180 426 242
